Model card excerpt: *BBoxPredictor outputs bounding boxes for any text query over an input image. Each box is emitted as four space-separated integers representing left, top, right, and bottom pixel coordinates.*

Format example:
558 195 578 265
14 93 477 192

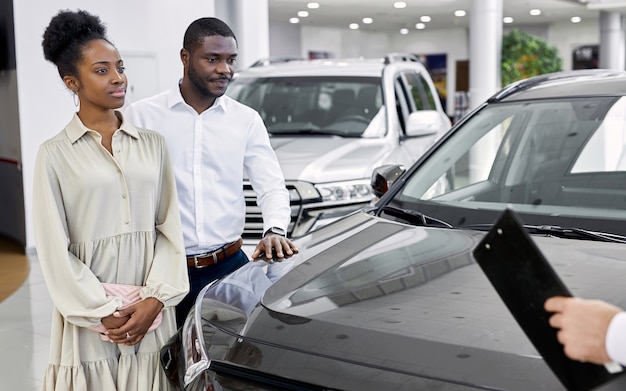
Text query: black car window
388 96 626 236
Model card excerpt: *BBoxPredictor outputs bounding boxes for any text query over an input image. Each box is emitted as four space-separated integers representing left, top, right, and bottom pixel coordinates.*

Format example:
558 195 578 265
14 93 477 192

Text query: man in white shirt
545 296 626 366
125 17 298 327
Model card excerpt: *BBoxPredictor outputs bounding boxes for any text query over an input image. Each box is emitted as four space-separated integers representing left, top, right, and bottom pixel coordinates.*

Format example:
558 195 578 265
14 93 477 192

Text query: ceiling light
297 11 309 17
394 2 407 9
420 15 431 22
571 16 582 23
362 17 373 24
454 10 466 17
415 23 426 29
503 16 514 23
530 9 542 16
307 2 320 9
289 17 300 24
400 28 409 35
349 23 359 30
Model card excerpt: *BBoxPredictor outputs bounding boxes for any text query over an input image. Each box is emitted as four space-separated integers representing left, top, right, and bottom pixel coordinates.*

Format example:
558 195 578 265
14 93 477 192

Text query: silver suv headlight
314 179 373 203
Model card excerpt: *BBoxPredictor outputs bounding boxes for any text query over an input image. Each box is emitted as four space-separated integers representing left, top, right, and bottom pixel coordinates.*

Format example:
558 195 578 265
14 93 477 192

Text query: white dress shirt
124 84 290 255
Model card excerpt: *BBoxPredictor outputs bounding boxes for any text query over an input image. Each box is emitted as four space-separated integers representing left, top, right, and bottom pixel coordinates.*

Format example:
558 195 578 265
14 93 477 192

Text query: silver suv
227 54 451 239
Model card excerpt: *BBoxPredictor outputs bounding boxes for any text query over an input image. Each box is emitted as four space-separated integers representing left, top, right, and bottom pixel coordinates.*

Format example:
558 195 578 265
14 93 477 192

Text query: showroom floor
0 251 50 391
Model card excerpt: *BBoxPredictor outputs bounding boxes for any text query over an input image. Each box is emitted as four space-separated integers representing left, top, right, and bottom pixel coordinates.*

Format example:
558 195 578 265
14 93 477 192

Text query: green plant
501 29 563 86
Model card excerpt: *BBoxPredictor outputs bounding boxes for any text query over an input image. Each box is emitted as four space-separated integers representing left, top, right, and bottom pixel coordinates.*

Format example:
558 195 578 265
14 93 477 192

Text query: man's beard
188 65 224 98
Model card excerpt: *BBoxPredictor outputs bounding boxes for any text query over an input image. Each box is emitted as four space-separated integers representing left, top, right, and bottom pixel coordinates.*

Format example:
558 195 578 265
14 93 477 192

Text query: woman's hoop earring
72 92 79 107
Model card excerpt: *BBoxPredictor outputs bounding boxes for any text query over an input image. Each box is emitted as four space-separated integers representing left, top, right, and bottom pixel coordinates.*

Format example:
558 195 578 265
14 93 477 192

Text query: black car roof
489 69 626 103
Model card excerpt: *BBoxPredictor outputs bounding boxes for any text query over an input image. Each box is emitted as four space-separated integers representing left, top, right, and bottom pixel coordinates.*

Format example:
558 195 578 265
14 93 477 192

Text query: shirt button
122 194 127 199
125 221 130 225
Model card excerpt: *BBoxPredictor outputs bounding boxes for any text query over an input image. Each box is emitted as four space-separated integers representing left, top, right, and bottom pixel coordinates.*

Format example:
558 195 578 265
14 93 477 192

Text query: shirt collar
65 111 140 143
167 78 228 113
167 80 186 109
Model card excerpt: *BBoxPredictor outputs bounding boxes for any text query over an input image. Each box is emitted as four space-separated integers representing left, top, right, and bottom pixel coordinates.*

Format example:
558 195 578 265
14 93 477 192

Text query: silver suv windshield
227 76 383 137
387 96 626 236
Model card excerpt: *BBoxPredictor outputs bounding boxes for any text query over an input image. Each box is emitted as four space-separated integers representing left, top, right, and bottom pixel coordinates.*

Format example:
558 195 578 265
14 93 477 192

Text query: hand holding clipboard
544 296 623 370
473 209 625 391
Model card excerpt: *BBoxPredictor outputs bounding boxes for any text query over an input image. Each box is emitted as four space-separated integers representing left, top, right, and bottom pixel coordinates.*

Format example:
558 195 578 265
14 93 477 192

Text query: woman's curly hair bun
42 9 108 76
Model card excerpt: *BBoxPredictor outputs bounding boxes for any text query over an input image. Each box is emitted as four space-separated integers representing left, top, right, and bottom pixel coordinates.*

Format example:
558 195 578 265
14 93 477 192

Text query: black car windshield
386 96 626 237
227 76 384 137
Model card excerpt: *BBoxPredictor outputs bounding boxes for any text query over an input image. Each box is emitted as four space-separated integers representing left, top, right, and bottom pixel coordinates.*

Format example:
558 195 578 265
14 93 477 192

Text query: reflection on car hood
203 213 626 390
268 136 392 183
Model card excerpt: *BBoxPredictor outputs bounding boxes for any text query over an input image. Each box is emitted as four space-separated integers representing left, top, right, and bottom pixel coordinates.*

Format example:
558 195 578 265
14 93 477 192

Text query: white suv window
228 76 383 137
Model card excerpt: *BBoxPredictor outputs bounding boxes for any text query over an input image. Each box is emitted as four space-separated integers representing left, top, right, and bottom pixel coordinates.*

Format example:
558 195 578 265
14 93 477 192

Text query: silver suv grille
243 181 302 239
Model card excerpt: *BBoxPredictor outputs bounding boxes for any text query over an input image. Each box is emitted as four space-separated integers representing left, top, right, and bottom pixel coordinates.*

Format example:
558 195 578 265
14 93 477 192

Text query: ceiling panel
268 0 626 32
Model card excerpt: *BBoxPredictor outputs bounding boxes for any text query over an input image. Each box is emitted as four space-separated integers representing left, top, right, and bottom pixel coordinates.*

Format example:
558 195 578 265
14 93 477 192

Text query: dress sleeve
141 137 190 306
33 145 121 327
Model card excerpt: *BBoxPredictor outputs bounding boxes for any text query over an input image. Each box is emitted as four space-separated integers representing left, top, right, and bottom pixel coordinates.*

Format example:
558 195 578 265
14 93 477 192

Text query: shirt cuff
606 311 626 365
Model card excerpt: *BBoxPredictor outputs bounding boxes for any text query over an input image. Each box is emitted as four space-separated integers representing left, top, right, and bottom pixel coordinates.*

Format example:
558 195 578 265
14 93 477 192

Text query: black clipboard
472 209 625 391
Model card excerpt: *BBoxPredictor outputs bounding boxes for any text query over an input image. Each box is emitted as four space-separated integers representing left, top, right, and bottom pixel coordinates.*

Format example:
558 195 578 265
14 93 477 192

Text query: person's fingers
563 343 585 363
109 325 145 345
555 329 567 345
275 239 298 260
114 307 134 318
252 237 299 262
287 238 298 253
274 242 284 258
548 313 563 329
250 244 264 259
258 238 278 257
107 327 129 343
124 332 145 346
544 296 567 312
252 238 279 260
281 239 299 256
283 241 296 256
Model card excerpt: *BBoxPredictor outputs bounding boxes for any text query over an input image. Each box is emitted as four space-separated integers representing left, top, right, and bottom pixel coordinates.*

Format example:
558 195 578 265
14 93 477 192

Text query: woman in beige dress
34 9 189 390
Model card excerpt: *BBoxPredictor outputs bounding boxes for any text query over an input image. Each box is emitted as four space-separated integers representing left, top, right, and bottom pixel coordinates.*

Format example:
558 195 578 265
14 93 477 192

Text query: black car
161 70 626 390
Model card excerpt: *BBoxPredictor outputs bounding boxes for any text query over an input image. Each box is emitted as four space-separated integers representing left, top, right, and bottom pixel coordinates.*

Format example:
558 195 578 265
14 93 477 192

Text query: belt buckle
194 250 220 268
193 254 215 269
193 254 208 269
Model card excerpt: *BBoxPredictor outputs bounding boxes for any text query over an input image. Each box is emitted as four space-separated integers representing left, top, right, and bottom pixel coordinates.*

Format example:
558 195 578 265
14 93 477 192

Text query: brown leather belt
187 238 243 268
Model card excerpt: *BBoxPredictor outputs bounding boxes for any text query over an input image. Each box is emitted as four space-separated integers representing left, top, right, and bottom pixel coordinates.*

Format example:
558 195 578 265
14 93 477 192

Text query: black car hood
208 213 626 390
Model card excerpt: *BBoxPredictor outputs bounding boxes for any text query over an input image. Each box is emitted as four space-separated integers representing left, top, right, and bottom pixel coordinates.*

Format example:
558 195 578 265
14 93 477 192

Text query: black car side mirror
371 164 406 198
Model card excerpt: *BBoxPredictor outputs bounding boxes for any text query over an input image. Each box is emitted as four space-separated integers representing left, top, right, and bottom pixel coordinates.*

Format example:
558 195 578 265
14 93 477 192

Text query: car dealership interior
3 0 626 389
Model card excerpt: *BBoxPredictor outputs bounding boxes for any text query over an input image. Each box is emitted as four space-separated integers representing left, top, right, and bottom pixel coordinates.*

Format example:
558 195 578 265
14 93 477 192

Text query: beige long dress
33 112 189 391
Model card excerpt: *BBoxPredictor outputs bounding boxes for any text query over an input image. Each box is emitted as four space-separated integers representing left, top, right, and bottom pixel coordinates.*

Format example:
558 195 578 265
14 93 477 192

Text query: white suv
227 53 451 238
